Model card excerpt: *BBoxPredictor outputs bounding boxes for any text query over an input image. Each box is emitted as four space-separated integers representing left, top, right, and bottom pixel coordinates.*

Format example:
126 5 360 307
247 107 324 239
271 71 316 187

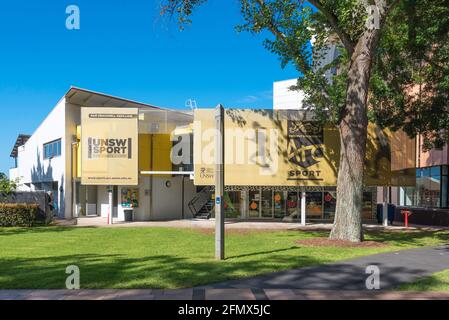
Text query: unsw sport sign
87 138 133 159
81 107 138 185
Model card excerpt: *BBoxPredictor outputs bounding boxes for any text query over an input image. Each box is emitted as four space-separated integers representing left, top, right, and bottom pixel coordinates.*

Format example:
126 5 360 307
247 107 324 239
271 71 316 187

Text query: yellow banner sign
81 107 138 185
194 109 415 187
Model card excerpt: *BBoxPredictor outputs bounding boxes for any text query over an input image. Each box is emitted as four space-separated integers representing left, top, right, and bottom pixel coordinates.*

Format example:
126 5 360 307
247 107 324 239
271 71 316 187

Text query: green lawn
0 226 448 289
398 269 449 291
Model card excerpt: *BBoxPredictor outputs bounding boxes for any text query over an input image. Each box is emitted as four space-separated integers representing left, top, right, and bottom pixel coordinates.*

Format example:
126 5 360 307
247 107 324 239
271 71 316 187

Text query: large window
286 192 299 218
273 191 286 218
323 191 336 219
224 191 242 218
306 192 323 219
398 166 448 208
248 190 260 218
261 190 273 218
43 139 61 159
417 166 441 207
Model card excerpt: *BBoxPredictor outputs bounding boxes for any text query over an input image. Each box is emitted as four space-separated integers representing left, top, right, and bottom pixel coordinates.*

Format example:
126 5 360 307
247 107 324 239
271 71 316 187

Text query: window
362 192 374 219
43 139 61 159
306 192 323 219
404 166 447 208
224 191 242 218
404 187 415 206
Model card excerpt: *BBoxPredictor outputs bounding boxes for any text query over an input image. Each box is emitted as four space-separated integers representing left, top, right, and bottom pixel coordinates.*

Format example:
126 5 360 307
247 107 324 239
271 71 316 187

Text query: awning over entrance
65 86 161 109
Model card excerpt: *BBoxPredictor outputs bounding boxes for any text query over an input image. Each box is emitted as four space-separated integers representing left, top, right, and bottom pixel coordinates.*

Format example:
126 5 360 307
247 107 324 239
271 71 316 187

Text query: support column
72 179 77 218
300 191 306 226
108 186 113 225
215 104 225 260
382 186 388 227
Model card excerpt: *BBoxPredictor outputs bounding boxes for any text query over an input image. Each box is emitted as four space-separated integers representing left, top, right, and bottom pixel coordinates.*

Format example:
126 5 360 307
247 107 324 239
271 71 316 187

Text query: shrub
0 172 18 195
0 203 39 227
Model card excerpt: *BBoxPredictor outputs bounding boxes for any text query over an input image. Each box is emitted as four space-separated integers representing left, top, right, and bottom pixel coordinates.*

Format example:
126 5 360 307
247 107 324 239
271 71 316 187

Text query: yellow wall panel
194 109 415 187
72 143 79 178
152 134 172 174
139 134 152 172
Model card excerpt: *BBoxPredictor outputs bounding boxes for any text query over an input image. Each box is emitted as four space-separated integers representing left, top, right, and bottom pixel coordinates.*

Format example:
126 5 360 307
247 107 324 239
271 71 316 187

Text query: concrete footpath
1 245 449 300
1 289 449 300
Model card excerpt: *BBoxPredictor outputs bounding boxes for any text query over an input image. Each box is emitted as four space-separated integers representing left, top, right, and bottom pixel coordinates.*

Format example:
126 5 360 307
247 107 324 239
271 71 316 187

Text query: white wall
376 186 399 206
115 176 197 221
151 176 184 220
9 168 19 183
15 98 67 217
273 44 338 110
14 98 83 219
182 177 197 218
314 43 339 81
98 185 109 218
136 176 151 221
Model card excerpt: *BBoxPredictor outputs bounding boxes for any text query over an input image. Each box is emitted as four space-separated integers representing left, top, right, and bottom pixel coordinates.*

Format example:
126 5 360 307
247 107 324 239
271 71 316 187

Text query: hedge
0 203 39 227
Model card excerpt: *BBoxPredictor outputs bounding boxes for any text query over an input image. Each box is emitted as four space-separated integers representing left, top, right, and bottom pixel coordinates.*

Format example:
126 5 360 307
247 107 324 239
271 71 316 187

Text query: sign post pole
215 104 225 260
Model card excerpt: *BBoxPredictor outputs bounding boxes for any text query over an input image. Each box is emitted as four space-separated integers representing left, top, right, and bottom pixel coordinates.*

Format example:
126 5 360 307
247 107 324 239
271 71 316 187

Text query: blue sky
0 0 298 173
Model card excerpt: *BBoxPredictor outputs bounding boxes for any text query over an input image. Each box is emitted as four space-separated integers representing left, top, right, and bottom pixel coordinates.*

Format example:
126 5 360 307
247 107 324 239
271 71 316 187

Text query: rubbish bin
388 204 395 225
124 209 133 222
376 204 383 224
376 203 395 225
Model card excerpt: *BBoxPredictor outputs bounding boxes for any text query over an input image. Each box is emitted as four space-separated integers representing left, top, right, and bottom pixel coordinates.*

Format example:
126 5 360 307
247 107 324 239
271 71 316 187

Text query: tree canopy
163 0 449 146
162 0 449 242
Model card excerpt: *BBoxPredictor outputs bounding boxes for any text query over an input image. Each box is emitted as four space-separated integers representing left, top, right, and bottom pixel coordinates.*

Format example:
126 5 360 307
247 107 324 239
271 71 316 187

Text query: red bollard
401 210 412 228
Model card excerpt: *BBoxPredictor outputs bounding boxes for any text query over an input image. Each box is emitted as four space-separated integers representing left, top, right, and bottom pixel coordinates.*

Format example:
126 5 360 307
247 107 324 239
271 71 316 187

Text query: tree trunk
330 30 380 242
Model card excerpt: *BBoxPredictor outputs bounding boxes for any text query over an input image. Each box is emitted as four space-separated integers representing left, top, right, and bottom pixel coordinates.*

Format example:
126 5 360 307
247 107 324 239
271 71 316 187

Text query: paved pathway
69 217 448 232
1 289 449 300
199 244 449 290
1 245 448 300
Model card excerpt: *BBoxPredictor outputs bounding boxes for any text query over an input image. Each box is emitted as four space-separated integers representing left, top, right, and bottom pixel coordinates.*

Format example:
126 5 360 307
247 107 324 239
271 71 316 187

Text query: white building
9 87 197 221
272 79 305 110
273 41 338 110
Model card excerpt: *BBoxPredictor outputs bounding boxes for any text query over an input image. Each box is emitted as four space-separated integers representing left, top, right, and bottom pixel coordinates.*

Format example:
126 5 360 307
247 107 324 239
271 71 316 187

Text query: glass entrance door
306 192 323 219
273 191 286 218
286 192 299 219
248 190 260 218
323 191 336 220
261 190 273 218
224 191 242 218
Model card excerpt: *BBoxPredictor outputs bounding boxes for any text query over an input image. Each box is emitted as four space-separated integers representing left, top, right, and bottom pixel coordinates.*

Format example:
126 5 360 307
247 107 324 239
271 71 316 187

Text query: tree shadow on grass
227 246 300 259
0 251 324 290
199 261 440 290
365 230 449 247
